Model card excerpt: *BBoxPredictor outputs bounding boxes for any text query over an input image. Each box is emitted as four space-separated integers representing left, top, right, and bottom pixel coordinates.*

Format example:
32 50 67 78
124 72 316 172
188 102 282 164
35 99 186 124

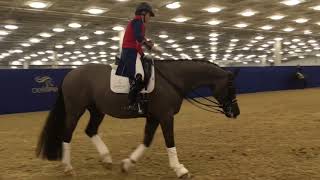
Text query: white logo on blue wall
32 76 59 93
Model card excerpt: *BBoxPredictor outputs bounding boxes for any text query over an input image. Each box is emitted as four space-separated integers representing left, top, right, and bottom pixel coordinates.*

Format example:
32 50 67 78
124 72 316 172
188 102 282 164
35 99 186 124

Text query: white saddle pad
110 58 155 94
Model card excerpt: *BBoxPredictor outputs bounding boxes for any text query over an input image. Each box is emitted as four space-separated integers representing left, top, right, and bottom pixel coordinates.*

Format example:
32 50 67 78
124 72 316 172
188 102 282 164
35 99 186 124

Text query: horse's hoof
102 162 113 170
120 159 133 173
179 173 193 179
64 168 76 176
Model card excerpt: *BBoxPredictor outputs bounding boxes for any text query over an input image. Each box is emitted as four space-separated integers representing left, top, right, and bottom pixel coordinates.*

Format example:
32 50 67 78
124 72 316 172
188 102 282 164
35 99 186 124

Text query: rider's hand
144 40 154 50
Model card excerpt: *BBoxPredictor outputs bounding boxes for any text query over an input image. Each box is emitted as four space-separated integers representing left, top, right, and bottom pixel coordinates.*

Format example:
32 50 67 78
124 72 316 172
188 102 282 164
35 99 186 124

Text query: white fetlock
101 153 113 169
63 164 75 176
121 158 135 173
101 153 112 164
173 164 189 178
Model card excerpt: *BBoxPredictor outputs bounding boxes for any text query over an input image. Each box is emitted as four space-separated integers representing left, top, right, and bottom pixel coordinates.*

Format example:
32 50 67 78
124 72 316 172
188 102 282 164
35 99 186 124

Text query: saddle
110 56 155 94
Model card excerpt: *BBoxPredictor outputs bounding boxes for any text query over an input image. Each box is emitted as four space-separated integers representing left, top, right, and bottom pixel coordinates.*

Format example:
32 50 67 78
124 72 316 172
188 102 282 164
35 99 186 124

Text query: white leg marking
62 142 73 173
121 144 147 172
91 135 112 163
167 147 189 178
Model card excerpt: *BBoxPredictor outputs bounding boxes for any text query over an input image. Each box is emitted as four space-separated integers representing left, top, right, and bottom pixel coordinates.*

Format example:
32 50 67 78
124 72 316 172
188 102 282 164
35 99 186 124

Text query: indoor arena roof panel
0 0 320 68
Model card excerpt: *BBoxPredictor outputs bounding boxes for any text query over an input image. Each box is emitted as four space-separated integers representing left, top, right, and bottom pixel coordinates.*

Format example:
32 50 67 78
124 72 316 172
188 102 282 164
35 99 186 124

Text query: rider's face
144 12 151 23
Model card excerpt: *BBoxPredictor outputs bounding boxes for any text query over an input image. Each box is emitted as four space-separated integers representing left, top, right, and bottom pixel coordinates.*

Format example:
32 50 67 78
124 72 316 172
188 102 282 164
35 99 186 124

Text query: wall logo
32 76 59 93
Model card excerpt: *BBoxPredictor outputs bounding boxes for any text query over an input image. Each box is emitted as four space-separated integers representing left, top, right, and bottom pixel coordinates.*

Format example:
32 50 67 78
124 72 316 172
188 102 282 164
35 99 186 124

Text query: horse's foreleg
121 115 159 173
160 115 191 179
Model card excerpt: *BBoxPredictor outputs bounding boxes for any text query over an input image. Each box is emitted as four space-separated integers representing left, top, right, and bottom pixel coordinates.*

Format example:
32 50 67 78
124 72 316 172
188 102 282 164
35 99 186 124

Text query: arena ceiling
0 0 320 68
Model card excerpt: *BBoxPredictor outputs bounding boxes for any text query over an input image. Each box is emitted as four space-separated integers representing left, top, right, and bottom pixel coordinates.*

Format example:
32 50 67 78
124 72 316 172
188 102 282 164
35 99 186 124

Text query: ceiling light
186 36 195 40
210 42 218 45
30 54 38 57
29 38 41 43
66 40 75 45
68 23 82 28
294 18 309 23
97 41 107 45
41 58 48 62
204 6 223 13
94 30 105 35
171 44 179 48
0 30 9 36
234 23 249 28
52 28 65 32
85 7 107 15
63 58 69 62
32 60 43 65
281 0 305 6
284 41 291 45
292 38 300 42
269 14 285 20
209 32 219 37
304 30 312 34
275 37 283 41
166 39 175 43
283 27 295 32
310 5 320 11
21 43 31 47
110 36 120 41
39 32 52 38
28 1 49 9
231 39 239 42
207 19 222 25
239 9 258 17
4 25 18 30
79 36 89 40
84 45 93 49
112 26 124 31
45 50 53 54
308 40 316 43
172 17 190 23
37 51 45 55
74 51 81 54
110 45 119 49
159 34 168 39
166 2 181 9
55 45 64 49
260 25 273 30
14 49 23 53
255 36 264 40
11 61 22 65
192 45 199 49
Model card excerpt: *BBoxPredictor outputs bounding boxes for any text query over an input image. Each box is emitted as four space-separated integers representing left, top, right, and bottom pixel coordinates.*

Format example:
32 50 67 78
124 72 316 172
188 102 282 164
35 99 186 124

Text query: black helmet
135 2 155 17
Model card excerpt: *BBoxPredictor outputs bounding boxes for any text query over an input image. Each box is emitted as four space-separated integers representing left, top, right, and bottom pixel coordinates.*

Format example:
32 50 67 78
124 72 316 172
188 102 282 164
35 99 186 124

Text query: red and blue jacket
122 15 146 56
116 15 146 79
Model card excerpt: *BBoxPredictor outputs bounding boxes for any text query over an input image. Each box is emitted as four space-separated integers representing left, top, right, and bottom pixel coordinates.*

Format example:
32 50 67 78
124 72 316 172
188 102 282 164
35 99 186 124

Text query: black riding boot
128 74 145 114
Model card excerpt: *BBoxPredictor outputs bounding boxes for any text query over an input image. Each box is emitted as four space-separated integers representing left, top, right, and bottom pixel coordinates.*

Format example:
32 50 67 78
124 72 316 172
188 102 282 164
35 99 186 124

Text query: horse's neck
156 61 227 94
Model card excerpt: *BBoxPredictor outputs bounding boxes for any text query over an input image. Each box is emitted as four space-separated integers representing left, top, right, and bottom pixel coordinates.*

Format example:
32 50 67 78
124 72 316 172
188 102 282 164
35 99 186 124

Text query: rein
153 63 226 115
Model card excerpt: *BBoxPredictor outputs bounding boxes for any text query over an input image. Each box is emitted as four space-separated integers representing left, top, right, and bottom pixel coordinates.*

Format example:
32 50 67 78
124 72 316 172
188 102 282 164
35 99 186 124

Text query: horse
36 59 240 179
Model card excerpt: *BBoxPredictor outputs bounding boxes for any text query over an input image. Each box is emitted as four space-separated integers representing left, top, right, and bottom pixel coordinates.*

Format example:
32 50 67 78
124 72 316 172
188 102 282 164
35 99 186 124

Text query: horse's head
211 71 240 119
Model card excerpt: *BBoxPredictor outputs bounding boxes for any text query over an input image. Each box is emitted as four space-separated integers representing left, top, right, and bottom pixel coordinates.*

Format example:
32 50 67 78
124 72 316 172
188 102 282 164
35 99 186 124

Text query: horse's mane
154 58 221 68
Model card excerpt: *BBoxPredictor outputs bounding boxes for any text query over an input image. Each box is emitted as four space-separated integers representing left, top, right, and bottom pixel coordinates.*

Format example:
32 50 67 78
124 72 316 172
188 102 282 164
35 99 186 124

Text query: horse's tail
36 86 65 161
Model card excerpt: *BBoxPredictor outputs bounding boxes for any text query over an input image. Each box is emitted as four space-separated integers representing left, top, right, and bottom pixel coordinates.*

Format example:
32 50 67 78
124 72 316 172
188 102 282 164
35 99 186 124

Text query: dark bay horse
36 59 240 179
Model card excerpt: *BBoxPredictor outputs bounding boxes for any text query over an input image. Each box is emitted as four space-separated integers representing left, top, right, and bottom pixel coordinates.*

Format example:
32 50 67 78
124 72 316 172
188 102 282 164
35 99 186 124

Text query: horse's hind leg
85 106 112 169
62 109 85 175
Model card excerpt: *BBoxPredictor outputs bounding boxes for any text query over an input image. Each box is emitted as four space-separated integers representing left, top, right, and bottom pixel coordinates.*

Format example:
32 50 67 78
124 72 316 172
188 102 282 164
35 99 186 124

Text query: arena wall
0 66 319 114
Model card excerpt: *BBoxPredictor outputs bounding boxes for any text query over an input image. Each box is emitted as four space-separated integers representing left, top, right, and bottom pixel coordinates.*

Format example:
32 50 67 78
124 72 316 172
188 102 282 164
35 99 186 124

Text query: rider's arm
132 19 146 56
